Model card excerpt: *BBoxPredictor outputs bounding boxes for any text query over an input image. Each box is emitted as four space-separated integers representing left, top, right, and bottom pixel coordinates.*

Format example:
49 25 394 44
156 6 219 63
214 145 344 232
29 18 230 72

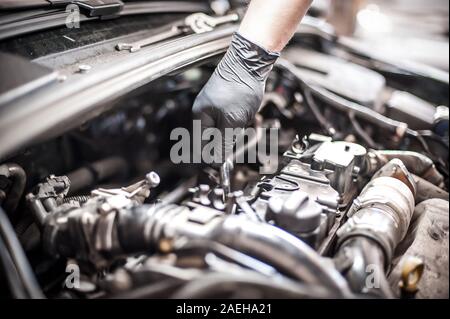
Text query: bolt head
199 184 211 193
146 172 160 188
78 64 91 73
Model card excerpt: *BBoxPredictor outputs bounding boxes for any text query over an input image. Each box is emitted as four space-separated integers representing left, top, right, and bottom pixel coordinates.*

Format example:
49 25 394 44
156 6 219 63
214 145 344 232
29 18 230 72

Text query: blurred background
313 0 449 71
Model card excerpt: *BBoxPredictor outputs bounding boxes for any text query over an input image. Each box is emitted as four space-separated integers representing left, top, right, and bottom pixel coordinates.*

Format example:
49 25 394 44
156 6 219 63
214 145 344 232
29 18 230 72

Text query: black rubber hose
348 112 380 149
67 157 127 195
335 237 394 299
413 175 449 204
26 194 47 227
277 59 409 134
0 163 26 215
0 234 28 299
303 87 336 136
173 240 279 277
116 206 352 296
0 207 44 299
373 150 445 187
212 217 352 297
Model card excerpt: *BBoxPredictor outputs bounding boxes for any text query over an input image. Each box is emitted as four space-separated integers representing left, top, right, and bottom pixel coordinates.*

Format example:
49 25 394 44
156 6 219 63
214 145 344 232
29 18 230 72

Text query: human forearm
238 0 313 52
192 0 313 164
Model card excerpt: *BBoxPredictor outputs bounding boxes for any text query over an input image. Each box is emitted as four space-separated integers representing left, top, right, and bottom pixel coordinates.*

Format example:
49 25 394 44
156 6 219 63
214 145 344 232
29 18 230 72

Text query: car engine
0 6 448 300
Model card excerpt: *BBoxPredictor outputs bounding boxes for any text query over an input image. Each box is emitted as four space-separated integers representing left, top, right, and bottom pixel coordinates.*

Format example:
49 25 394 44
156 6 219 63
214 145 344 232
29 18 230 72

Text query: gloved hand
192 32 279 165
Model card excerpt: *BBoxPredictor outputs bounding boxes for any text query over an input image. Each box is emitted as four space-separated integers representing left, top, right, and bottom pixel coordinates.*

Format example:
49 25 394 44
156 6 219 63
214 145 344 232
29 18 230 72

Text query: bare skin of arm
238 0 313 52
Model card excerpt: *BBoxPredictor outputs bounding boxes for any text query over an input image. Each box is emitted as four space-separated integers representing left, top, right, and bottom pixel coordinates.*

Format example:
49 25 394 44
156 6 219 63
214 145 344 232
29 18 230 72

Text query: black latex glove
192 32 279 165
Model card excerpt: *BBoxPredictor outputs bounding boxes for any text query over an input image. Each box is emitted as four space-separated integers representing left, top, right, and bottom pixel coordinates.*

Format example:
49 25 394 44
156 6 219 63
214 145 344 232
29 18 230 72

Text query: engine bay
0 31 449 299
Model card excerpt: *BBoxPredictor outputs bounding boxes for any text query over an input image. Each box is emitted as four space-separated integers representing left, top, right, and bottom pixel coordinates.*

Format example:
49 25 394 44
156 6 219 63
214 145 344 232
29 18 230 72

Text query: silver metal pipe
338 159 416 264
335 160 417 297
